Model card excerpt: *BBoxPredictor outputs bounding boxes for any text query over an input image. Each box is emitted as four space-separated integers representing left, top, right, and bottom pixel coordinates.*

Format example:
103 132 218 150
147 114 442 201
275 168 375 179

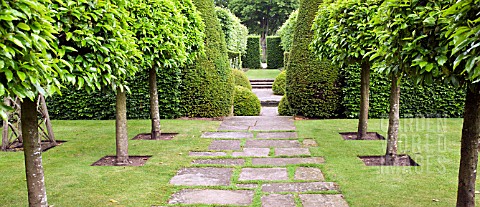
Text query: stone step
252 85 272 89
249 79 275 83
261 100 279 106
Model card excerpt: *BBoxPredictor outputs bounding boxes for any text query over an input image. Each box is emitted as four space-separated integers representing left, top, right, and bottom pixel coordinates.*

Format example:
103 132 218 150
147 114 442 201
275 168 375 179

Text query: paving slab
192 159 245 166
245 140 300 148
202 132 253 139
168 189 254 206
232 148 270 157
299 194 349 207
236 183 258 189
303 139 319 147
260 107 279 116
218 119 257 131
208 140 241 150
294 167 325 181
189 152 227 157
262 194 295 207
275 148 311 156
262 182 338 193
252 157 325 166
238 168 288 181
170 167 233 186
257 132 297 139
253 89 282 103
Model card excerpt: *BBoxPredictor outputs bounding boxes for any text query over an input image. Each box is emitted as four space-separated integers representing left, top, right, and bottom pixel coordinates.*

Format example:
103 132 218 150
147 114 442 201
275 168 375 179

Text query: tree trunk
149 68 161 140
39 95 56 145
115 89 129 165
22 97 48 207
357 60 370 139
456 83 480 207
2 97 10 151
385 75 400 165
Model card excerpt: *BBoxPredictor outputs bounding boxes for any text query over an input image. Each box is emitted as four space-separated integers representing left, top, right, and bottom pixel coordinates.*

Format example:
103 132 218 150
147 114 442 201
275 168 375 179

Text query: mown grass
1 118 479 206
245 69 281 80
0 119 219 207
296 118 480 207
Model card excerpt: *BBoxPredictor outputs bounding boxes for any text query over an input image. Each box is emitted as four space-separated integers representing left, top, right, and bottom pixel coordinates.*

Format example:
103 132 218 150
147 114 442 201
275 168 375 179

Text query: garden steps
167 115 350 206
250 79 274 89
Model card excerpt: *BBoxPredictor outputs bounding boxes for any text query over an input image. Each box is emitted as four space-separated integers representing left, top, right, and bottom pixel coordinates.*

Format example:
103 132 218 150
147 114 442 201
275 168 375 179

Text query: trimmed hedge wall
286 0 341 118
180 0 234 118
233 86 261 116
46 72 181 119
242 36 261 69
341 65 465 118
266 36 284 69
272 71 286 95
284 52 290 71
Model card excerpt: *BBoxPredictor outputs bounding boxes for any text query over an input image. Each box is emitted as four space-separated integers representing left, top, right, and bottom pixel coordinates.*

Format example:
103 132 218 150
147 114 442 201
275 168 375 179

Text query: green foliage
278 95 293 116
231 69 252 90
311 0 380 67
229 0 299 36
272 71 286 95
0 0 67 118
180 0 234 117
233 86 261 116
51 0 140 93
243 36 261 69
277 10 298 52
266 36 284 69
341 65 465 118
284 52 290 70
286 0 341 118
46 73 182 120
228 51 242 69
215 7 248 54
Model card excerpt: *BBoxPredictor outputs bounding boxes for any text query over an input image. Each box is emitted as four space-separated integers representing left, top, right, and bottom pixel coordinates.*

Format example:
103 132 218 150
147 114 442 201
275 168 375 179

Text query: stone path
167 114 350 206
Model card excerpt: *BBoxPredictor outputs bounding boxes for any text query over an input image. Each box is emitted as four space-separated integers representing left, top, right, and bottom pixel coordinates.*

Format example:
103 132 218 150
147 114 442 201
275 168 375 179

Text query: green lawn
245 69 281 79
297 118 480 207
0 118 478 206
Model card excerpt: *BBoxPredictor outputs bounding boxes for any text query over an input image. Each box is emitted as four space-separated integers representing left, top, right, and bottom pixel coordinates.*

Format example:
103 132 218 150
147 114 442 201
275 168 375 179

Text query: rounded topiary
232 69 252 90
272 71 286 95
285 0 341 118
278 95 294 116
233 86 261 116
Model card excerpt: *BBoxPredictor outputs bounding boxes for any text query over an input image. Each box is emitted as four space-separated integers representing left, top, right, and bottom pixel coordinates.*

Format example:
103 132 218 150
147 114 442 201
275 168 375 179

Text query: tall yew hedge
180 0 233 117
242 36 261 69
266 36 284 69
286 0 341 118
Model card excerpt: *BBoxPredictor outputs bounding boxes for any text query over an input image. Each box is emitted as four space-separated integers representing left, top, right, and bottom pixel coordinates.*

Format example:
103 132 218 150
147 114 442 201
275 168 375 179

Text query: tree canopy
276 9 298 52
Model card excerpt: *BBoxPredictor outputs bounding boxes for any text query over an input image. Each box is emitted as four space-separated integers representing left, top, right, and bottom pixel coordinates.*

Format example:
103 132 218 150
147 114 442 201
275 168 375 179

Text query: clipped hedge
47 72 181 120
284 52 290 71
266 36 284 69
180 0 234 118
243 36 261 69
232 69 252 90
277 10 298 52
228 51 242 69
278 95 294 116
272 71 286 95
233 86 261 116
341 65 465 118
286 0 341 118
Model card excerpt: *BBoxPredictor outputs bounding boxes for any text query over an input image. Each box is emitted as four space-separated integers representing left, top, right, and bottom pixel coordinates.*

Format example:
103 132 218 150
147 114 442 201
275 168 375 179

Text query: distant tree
214 0 229 7
229 0 299 59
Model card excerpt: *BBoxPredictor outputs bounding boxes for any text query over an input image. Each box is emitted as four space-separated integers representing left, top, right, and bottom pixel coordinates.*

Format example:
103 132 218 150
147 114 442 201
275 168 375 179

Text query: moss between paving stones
286 0 341 118
180 0 234 118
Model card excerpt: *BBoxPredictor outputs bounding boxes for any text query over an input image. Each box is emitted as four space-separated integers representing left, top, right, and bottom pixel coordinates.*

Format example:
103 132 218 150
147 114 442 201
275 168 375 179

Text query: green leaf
9 37 26 49
5 70 13 82
423 17 436 26
17 71 26 81
17 22 30 31
436 56 447 66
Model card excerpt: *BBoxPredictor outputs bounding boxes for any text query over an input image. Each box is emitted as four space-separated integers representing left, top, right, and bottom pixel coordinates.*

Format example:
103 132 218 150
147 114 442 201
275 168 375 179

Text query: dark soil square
2 140 67 152
359 155 419 166
91 156 151 166
132 133 178 140
339 132 385 140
